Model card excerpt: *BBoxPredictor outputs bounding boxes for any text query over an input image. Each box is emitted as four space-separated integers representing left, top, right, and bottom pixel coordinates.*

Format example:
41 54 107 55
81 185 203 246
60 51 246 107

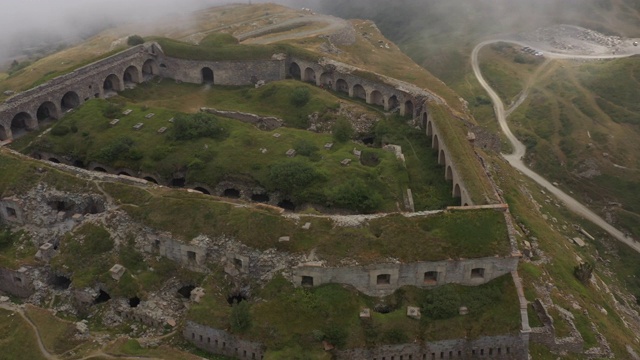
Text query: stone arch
143 176 158 184
61 91 80 111
421 112 428 130
11 112 37 137
352 84 366 100
387 95 399 111
193 186 211 195
142 59 158 78
453 183 461 198
319 72 333 87
0 125 8 141
426 120 433 137
369 90 384 107
335 78 349 94
446 165 453 181
124 65 140 84
202 67 214 84
103 74 123 93
303 67 316 83
439 149 447 166
289 62 301 80
92 166 108 173
118 171 133 177
36 101 60 122
433 134 440 151
404 100 415 118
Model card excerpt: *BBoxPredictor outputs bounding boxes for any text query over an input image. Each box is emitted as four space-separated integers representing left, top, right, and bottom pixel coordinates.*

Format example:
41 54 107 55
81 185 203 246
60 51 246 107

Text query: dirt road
471 39 640 253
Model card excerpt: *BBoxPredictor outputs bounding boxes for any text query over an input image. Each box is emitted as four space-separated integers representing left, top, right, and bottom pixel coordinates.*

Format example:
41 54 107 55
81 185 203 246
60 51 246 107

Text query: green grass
0 309 47 360
188 274 519 355
21 80 466 213
25 305 82 354
151 36 318 62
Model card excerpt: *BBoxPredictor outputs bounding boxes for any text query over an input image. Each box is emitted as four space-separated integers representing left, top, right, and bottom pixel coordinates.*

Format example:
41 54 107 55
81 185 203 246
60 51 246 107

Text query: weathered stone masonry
1 42 472 205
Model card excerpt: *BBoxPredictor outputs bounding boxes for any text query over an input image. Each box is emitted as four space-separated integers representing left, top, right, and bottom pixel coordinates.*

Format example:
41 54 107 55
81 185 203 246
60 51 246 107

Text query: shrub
95 136 136 162
290 87 310 107
332 118 354 143
127 35 145 46
322 324 347 348
384 328 409 344
51 125 70 137
173 113 228 141
329 179 382 213
0 227 17 251
102 102 124 119
230 301 252 333
294 139 318 157
574 262 595 285
421 286 460 320
267 160 319 194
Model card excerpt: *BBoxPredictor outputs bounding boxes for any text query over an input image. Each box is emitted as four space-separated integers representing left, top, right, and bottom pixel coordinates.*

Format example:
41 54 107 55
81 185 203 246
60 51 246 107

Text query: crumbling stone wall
184 321 265 360
201 108 282 131
0 267 34 297
0 197 25 225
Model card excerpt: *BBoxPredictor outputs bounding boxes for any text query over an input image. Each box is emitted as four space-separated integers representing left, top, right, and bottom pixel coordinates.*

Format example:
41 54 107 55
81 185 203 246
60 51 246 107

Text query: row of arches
1 59 160 141
422 112 464 203
289 62 415 117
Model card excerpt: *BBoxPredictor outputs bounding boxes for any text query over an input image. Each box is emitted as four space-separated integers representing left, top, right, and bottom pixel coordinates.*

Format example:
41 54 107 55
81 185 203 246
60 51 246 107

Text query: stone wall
0 197 25 225
157 56 285 86
184 321 265 360
201 108 282 131
293 256 519 297
337 334 528 360
0 267 34 297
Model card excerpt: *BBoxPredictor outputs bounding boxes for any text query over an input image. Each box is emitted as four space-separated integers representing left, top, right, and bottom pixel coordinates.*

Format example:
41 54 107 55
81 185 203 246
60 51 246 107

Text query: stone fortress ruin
0 36 545 359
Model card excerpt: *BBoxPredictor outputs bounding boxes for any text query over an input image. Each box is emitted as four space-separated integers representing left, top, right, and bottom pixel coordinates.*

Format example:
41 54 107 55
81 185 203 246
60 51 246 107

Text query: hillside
1 2 640 360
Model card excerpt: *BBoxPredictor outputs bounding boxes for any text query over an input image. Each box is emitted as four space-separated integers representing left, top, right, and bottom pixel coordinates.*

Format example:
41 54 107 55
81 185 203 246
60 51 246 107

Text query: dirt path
471 39 640 253
236 14 350 44
0 302 58 360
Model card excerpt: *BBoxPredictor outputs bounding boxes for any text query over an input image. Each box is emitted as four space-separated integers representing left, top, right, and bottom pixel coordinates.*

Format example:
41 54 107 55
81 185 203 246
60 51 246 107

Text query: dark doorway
202 67 214 84
277 200 296 211
143 176 158 184
227 292 247 306
94 290 111 304
223 189 241 198
178 285 195 299
129 297 141 308
251 194 270 203
51 275 71 290
172 177 186 187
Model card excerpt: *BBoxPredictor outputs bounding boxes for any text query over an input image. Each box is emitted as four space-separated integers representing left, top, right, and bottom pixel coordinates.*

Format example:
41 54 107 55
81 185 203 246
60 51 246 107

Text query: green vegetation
188 274 520 356
25 305 82 354
151 35 317 62
127 35 145 46
0 309 47 360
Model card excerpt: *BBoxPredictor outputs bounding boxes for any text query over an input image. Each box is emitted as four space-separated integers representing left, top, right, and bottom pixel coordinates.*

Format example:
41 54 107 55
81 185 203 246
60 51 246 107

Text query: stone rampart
157 56 286 86
337 334 528 360
293 256 519 296
185 321 265 360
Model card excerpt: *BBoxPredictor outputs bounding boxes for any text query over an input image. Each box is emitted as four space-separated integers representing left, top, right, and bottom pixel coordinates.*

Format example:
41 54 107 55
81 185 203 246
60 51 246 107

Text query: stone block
109 119 120 127
302 222 311 230
168 117 175 123
324 143 334 150
407 306 421 319
340 159 352 166
145 113 155 119
122 109 133 116
286 149 296 157
35 243 55 262
133 123 144 130
190 287 206 303
459 306 469 315
353 148 362 158
272 133 281 138
109 264 126 281
157 127 167 134
72 213 84 222
572 237 586 247
259 148 268 154
359 308 371 319
278 236 290 242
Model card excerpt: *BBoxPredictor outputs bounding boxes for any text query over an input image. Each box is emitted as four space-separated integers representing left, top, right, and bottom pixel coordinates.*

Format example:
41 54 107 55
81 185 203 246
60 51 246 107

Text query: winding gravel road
471 39 640 253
